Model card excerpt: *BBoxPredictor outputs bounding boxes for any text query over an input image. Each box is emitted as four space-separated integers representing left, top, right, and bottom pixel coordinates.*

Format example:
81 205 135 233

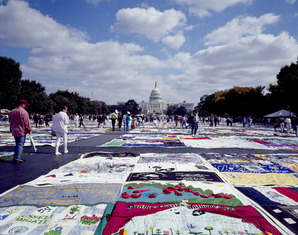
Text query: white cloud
1 1 297 105
174 0 253 18
285 0 296 4
111 7 187 48
166 31 298 101
22 38 169 103
0 0 169 104
204 13 280 46
162 32 186 49
0 0 89 48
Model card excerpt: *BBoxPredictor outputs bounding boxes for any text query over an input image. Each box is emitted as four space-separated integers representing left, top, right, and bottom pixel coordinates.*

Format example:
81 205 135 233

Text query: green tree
19 79 53 114
0 56 22 109
124 99 141 114
109 104 124 114
175 106 187 116
199 86 266 117
100 102 109 114
268 59 298 114
166 105 177 116
49 90 106 115
94 101 109 115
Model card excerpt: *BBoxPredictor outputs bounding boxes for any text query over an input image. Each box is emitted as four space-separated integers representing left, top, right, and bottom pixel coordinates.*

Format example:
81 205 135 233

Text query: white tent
264 109 294 118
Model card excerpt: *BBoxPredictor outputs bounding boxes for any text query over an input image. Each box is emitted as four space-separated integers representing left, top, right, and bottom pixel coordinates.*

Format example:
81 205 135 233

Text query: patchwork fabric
0 204 108 235
212 163 295 173
201 153 261 164
127 171 225 182
236 186 298 234
247 137 298 150
102 134 186 147
138 153 205 164
236 187 298 206
255 154 298 172
262 205 298 234
0 183 122 206
27 155 139 185
223 172 298 186
118 182 245 206
180 136 271 149
133 154 213 173
1 119 298 234
103 202 283 235
99 131 298 150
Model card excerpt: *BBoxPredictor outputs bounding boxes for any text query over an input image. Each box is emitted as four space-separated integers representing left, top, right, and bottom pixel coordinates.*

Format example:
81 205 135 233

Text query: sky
0 0 297 105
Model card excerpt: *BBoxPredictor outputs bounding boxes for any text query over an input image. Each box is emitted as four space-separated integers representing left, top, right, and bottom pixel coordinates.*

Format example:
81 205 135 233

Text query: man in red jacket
9 100 32 164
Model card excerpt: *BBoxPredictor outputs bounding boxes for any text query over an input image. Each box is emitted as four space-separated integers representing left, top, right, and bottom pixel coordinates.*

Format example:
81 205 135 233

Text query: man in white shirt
52 106 69 155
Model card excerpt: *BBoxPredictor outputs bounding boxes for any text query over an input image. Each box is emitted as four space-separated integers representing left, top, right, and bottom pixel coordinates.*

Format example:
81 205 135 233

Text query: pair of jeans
191 123 198 135
55 132 68 153
111 119 116 131
14 135 26 161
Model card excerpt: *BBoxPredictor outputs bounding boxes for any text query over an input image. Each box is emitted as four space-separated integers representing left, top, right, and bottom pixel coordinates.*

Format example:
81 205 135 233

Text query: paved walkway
1 128 298 194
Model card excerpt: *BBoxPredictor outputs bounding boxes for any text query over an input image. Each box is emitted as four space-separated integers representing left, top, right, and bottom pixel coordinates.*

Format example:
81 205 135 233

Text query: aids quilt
0 204 110 235
0 152 297 234
100 132 298 150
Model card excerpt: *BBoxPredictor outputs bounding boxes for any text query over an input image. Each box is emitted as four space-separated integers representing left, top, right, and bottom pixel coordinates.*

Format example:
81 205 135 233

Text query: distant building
138 82 167 115
137 82 194 115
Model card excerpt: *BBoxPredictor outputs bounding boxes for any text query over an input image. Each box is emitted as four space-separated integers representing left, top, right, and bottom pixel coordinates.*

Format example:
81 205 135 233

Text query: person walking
74 113 79 127
190 113 198 135
174 115 179 127
279 116 285 133
242 116 247 127
33 113 39 127
182 115 186 129
247 116 252 128
79 115 85 128
131 114 137 129
52 106 69 155
126 112 131 131
9 100 32 164
110 111 118 131
214 115 218 127
210 114 214 127
123 113 127 131
117 111 123 129
44 113 50 127
97 114 104 128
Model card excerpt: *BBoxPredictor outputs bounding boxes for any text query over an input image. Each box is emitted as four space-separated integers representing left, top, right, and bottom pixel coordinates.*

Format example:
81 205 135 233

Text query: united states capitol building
137 82 194 115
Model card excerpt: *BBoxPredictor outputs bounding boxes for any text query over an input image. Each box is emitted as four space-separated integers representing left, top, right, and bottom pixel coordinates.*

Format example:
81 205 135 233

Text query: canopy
264 109 294 118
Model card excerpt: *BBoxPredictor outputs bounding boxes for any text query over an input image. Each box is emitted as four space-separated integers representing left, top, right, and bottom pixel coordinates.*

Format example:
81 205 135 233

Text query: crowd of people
7 99 298 164
270 115 298 133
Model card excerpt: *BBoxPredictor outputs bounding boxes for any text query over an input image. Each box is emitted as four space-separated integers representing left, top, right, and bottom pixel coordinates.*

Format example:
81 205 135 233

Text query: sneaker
64 150 69 154
55 152 62 155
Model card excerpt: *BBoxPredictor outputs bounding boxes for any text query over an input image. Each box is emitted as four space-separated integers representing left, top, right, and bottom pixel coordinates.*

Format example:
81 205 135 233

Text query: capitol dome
149 82 162 102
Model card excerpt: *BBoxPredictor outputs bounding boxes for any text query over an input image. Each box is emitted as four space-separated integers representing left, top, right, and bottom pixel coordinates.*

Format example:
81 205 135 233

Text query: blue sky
0 0 297 105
